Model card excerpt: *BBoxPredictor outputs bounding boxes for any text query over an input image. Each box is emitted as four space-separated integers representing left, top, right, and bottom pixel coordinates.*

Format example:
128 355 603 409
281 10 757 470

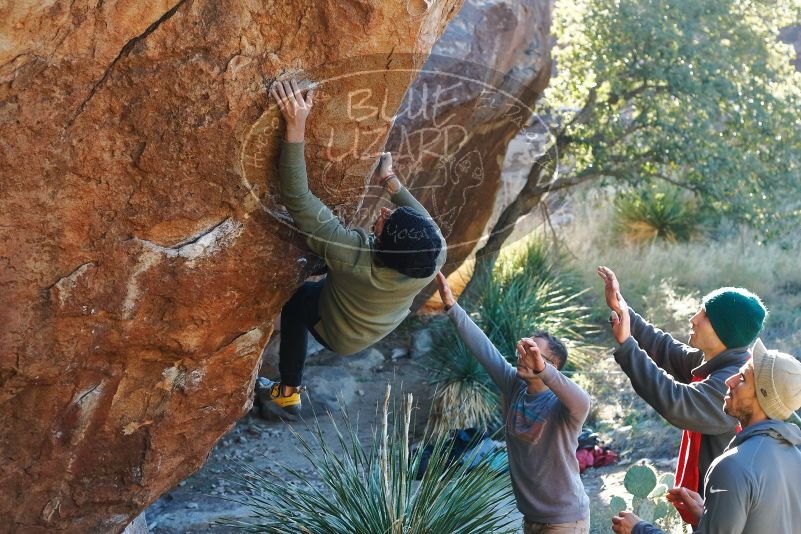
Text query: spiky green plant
613 186 700 244
425 325 501 436
479 237 600 369
426 236 600 435
479 275 598 369
219 386 516 534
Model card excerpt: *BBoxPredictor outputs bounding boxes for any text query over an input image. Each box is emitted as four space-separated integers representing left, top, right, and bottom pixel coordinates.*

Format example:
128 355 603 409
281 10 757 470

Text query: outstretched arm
272 80 364 267
377 154 445 268
628 309 699 382
375 152 436 219
517 339 590 423
598 266 698 382
540 365 591 424
599 267 735 432
436 273 518 397
614 338 738 434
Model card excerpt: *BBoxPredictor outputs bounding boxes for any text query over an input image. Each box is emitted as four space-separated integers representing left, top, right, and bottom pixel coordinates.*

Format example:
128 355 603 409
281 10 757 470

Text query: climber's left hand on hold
271 79 315 143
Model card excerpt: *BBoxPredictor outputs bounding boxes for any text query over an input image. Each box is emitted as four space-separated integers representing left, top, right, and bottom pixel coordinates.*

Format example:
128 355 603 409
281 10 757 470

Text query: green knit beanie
702 287 767 349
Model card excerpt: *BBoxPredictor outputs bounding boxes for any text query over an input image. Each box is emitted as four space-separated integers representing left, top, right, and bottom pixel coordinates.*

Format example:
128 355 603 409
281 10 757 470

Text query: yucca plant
613 186 700 244
219 386 516 534
425 325 501 436
479 274 598 370
426 236 600 435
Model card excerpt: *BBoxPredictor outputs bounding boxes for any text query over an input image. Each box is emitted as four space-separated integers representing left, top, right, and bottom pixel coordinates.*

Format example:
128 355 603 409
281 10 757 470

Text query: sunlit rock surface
382 0 554 280
0 1 462 531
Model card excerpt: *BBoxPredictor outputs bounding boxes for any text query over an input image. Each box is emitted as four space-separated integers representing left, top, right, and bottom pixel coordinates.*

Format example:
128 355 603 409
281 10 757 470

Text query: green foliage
611 462 679 527
613 185 700 243
477 237 599 369
481 239 599 366
610 495 627 516
624 464 657 498
220 389 516 534
545 0 801 236
425 237 599 435
562 198 801 351
426 326 502 436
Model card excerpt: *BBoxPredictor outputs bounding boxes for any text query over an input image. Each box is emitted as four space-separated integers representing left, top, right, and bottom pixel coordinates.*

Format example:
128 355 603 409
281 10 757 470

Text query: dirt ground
144 318 687 534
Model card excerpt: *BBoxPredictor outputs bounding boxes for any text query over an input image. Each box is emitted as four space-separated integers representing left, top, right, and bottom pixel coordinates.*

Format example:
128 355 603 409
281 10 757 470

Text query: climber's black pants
279 280 330 387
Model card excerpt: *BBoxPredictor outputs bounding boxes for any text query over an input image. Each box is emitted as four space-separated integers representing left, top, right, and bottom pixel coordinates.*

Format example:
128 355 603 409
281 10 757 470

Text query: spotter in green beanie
702 287 767 349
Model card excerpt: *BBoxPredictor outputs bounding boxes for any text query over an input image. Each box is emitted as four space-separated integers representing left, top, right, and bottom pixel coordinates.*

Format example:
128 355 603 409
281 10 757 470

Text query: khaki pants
522 518 589 534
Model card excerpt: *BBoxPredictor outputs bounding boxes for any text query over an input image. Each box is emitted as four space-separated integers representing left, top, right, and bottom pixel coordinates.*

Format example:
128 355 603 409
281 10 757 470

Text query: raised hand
376 152 394 179
516 337 546 376
597 266 625 311
374 152 401 193
270 79 315 143
597 266 631 344
435 272 456 309
666 487 704 524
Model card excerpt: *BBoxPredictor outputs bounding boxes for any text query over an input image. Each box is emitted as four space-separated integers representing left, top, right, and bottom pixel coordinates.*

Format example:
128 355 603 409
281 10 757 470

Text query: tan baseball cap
752 338 801 421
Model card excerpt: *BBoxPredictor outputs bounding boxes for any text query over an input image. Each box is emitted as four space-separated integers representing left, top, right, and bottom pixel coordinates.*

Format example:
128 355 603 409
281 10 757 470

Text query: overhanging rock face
0 1 462 531
383 0 554 279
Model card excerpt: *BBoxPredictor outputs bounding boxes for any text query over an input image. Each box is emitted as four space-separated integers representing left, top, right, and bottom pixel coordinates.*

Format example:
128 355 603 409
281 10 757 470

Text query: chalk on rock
122 512 150 534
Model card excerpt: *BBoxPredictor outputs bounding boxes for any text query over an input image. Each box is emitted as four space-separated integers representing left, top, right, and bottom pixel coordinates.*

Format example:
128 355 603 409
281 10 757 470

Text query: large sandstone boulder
0 1 462 531
381 0 553 280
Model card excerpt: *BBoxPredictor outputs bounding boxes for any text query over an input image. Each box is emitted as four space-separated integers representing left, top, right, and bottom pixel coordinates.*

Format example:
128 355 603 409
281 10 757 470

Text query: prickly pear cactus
624 463 657 498
610 462 681 530
610 495 627 515
648 483 669 499
653 499 671 521
634 498 656 522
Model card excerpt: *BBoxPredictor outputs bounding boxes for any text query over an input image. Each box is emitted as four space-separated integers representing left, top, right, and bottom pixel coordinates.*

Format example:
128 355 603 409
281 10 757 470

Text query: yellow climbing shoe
255 377 304 420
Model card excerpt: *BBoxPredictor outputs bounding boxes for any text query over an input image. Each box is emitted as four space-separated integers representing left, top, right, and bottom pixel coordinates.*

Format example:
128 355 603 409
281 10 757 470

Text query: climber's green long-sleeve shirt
279 141 446 355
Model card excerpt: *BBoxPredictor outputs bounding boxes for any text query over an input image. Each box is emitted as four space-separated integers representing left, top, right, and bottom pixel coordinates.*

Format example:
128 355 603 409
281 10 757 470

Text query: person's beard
724 399 754 426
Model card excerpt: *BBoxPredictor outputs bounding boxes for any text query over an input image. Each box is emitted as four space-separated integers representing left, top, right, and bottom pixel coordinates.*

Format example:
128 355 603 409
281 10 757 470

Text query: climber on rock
255 79 446 419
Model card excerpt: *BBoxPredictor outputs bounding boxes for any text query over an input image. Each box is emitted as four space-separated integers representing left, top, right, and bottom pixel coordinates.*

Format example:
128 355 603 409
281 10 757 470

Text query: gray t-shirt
447 303 591 523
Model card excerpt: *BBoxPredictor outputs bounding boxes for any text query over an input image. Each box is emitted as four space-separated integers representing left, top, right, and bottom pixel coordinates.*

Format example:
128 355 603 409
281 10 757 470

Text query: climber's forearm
285 123 305 143
390 187 431 218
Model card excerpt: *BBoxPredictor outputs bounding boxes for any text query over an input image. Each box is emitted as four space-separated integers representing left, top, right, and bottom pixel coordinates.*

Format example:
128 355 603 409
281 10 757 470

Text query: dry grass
558 191 801 352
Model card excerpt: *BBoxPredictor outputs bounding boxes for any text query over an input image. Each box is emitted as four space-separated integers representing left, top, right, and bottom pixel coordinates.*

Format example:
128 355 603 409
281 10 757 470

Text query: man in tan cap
612 339 801 534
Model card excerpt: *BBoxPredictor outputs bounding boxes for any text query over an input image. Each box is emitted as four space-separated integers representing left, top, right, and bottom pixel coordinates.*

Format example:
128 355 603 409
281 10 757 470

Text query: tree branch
563 87 598 130
606 82 670 106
